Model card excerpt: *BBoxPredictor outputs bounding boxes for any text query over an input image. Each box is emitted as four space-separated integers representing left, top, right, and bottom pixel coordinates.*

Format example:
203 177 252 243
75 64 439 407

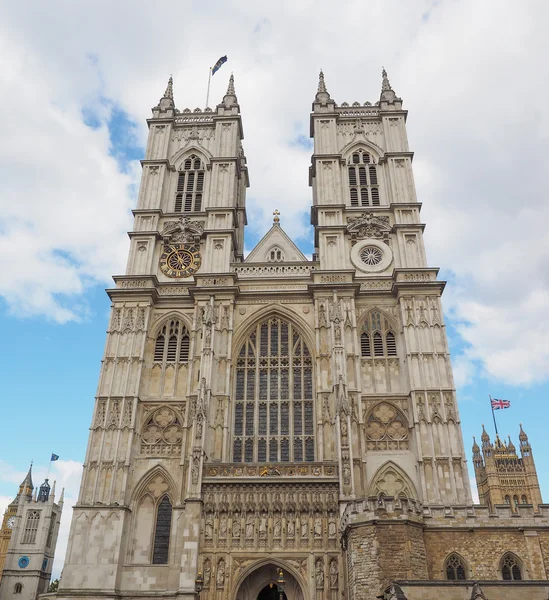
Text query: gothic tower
473 424 543 511
56 70 549 600
0 467 64 600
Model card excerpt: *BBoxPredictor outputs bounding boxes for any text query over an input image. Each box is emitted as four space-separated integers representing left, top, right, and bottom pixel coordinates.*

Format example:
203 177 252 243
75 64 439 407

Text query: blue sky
1 0 549 579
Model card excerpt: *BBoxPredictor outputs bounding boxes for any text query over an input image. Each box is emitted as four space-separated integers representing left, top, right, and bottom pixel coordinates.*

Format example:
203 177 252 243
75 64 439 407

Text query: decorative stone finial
318 70 327 94
273 209 280 224
226 73 236 96
157 75 175 110
381 67 393 92
380 66 399 104
164 75 174 99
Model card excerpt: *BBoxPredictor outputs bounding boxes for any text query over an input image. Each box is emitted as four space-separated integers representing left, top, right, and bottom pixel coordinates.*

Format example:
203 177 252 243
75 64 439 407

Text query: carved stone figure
219 515 227 538
216 558 225 588
301 514 308 538
203 558 211 588
232 512 241 538
328 516 337 538
205 514 213 539
330 558 338 588
259 512 267 537
246 515 254 538
314 514 322 538
274 515 282 538
287 516 295 537
315 558 324 589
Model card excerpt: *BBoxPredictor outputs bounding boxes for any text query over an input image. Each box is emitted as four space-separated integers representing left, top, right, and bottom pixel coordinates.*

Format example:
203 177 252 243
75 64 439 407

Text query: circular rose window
359 246 383 266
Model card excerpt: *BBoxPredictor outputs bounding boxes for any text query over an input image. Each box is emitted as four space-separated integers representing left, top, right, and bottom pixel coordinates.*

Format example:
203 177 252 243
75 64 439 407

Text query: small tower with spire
0 464 64 600
473 424 543 511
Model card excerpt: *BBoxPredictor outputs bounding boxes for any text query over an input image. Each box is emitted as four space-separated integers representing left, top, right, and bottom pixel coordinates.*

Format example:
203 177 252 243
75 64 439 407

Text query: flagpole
206 68 212 108
46 451 52 478
490 395 499 436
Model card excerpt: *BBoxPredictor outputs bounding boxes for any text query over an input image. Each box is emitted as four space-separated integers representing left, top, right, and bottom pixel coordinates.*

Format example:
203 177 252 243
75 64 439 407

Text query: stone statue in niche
330 559 338 588
314 514 322 538
232 512 241 538
259 512 267 537
203 558 211 587
328 515 337 538
287 515 295 537
246 514 255 538
219 514 227 538
216 558 225 588
205 514 213 539
274 515 282 538
301 513 308 538
315 558 324 589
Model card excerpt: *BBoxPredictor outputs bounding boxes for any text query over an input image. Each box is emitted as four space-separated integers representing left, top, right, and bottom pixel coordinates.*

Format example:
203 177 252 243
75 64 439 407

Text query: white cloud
0 461 82 580
0 0 548 441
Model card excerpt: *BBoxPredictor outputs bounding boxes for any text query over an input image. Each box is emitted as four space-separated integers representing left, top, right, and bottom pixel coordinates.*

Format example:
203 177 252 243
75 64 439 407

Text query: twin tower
6 70 547 600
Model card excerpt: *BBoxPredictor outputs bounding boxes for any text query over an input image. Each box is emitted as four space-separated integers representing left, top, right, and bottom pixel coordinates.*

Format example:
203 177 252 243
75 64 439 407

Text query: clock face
159 244 201 278
7 516 15 529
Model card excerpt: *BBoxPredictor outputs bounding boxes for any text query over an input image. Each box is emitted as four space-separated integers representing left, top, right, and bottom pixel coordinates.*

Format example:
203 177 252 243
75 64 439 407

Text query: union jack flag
491 398 511 410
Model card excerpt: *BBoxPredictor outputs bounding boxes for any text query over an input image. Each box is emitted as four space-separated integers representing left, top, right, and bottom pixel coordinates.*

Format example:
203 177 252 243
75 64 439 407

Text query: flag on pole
50 453 59 461
491 398 511 410
211 55 227 75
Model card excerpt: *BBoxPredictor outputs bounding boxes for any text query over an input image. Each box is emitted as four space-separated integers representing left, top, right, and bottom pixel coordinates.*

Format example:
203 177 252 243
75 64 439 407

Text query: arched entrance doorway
235 563 305 600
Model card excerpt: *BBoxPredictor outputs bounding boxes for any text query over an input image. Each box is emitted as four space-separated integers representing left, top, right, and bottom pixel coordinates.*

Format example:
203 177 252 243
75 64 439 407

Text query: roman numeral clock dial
159 244 201 278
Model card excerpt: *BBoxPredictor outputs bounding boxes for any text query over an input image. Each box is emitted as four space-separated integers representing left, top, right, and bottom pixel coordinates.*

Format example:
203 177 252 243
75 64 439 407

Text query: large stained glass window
233 318 314 462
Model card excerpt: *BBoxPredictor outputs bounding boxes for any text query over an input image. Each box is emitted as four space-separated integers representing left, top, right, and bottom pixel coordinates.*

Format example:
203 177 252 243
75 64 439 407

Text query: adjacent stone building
52 70 549 600
0 466 63 600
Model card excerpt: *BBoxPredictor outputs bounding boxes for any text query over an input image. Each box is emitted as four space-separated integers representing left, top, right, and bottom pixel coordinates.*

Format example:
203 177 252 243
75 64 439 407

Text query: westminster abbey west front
50 71 549 600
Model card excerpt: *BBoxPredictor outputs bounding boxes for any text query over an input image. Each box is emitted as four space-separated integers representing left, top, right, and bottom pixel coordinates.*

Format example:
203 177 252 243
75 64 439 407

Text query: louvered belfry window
152 496 172 564
233 318 314 463
22 510 40 544
348 150 380 207
154 320 190 364
360 311 397 358
174 155 204 212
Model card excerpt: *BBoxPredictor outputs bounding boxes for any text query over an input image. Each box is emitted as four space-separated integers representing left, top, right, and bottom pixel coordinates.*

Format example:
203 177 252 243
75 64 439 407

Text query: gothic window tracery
266 246 285 262
22 510 40 544
140 407 183 455
365 402 409 450
360 311 397 358
154 319 190 364
233 318 314 462
348 150 380 207
175 155 205 213
501 553 522 580
445 554 467 580
152 495 172 564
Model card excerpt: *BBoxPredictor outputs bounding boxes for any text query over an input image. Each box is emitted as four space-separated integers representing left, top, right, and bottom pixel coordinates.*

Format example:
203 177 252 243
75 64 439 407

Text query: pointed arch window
233 318 314 463
152 495 172 564
175 155 205 213
501 553 522 580
521 494 528 504
361 311 397 358
22 510 40 544
445 554 467 580
154 320 190 364
14 583 23 594
267 246 285 263
348 150 380 208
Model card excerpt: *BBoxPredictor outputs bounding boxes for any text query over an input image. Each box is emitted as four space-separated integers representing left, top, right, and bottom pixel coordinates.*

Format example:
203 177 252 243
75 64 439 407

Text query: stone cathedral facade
54 71 549 600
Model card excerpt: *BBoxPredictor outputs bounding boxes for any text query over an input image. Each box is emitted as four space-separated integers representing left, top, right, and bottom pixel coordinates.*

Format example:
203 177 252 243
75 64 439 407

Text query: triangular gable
245 224 308 263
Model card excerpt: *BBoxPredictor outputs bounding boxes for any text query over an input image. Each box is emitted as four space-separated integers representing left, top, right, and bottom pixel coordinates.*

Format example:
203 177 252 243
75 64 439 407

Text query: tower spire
221 73 238 108
379 66 400 105
317 69 327 94
157 75 175 110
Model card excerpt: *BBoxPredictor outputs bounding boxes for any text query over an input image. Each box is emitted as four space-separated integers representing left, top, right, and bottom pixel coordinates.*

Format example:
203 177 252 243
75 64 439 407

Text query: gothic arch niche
369 461 419 501
146 313 192 398
127 467 175 564
234 562 305 600
364 402 409 451
231 313 315 463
